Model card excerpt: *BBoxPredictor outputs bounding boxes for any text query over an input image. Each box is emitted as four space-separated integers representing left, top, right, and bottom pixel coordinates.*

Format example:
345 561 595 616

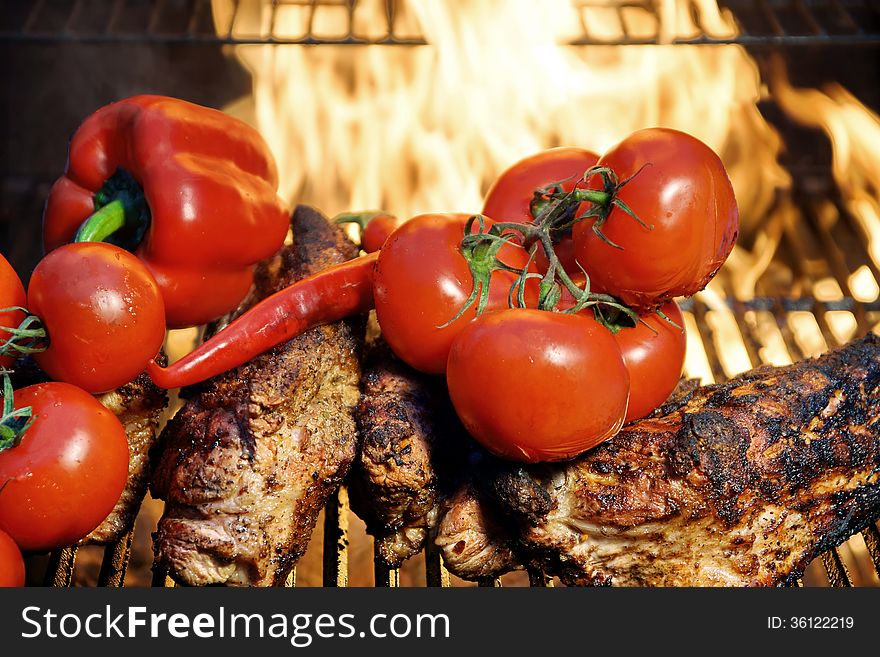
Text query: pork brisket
489 333 880 586
151 206 364 586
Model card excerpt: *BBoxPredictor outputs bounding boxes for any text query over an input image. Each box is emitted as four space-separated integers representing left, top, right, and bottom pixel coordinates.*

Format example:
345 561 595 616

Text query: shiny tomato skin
361 214 401 253
0 529 25 586
572 128 738 309
0 254 27 369
374 213 535 375
28 243 166 393
483 148 599 273
615 301 686 423
0 382 129 552
447 309 630 463
483 147 600 224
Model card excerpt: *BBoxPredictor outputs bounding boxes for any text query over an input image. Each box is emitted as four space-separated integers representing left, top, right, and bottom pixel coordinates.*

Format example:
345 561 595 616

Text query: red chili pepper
42 95 290 328
146 252 379 389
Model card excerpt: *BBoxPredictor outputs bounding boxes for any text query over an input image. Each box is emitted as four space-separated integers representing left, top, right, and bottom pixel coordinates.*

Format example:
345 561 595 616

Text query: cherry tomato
28 242 166 393
615 301 686 422
0 254 27 369
447 309 630 463
572 128 738 310
361 213 401 253
0 528 25 586
0 382 129 551
374 213 536 374
483 147 599 273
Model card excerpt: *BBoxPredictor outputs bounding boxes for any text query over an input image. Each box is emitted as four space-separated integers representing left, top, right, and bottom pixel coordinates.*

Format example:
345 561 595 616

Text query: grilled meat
88 373 168 543
9 359 168 545
490 334 880 586
151 206 364 586
348 341 448 566
434 481 522 580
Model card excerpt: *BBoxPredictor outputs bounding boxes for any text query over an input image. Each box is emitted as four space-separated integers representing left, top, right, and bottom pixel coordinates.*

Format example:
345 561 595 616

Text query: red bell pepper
42 95 289 328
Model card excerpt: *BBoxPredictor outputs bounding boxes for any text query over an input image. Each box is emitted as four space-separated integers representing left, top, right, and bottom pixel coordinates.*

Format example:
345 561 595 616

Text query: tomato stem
456 162 651 322
334 211 387 233
0 372 32 452
0 307 47 359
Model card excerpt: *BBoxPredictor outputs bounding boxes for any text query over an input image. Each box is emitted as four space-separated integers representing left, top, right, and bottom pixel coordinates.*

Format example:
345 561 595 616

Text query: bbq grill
1 0 879 588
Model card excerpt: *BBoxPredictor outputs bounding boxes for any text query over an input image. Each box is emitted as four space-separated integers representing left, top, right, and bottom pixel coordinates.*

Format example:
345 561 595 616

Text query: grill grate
1 0 878 46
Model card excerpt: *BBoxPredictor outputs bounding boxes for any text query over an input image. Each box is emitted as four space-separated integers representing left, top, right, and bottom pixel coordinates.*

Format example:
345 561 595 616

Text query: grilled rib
489 334 880 586
88 372 168 543
348 340 448 566
9 359 168 545
434 480 523 580
150 206 364 586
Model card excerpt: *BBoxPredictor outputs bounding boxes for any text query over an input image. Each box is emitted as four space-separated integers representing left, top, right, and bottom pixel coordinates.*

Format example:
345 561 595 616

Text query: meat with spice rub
489 333 880 586
151 206 364 586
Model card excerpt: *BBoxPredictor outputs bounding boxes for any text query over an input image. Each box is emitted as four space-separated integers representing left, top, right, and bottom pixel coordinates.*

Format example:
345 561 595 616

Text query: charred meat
434 480 523 580
151 206 364 586
490 334 880 586
348 340 448 566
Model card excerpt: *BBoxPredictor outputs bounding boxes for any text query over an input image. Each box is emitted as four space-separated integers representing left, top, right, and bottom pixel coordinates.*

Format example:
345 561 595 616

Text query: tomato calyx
441 215 531 327
74 167 151 251
0 306 47 362
550 164 653 250
0 374 32 452
457 164 651 325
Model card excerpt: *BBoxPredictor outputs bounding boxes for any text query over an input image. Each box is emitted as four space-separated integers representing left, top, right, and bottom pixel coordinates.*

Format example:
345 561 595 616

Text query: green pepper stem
74 198 128 243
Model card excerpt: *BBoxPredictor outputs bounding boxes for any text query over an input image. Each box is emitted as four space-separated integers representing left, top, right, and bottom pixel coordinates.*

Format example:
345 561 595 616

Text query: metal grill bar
1 0 878 46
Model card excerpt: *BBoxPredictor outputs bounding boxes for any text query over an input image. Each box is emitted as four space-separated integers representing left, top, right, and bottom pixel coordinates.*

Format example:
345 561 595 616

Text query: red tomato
0 528 25 586
0 254 27 369
483 147 599 273
572 128 738 310
28 243 166 393
361 213 401 253
615 301 686 422
483 147 600 225
0 382 129 551
447 309 630 463
374 213 536 374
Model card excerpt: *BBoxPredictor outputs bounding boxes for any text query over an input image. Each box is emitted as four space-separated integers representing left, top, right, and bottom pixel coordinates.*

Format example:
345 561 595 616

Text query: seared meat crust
151 206 364 586
434 481 522 580
348 342 446 566
490 334 880 586
88 372 168 544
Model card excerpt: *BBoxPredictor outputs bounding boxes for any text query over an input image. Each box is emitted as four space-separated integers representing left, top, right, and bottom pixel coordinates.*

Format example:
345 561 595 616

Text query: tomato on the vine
361 213 401 253
28 242 166 393
615 301 686 422
483 147 599 273
374 213 536 375
0 382 129 551
0 254 27 370
572 128 738 310
446 309 629 463
0 528 25 586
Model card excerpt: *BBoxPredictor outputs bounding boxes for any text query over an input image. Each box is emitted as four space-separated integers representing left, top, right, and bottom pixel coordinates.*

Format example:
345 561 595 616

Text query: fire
199 0 880 587
770 56 880 305
211 0 786 232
